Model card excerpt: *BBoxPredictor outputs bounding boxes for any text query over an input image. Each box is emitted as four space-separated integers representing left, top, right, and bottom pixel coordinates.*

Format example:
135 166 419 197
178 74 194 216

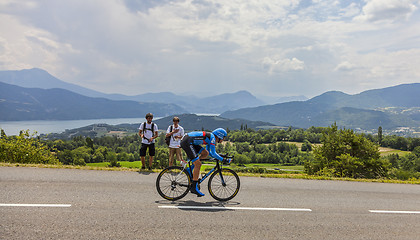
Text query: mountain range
0 82 186 121
220 84 420 130
0 68 266 113
1 68 420 131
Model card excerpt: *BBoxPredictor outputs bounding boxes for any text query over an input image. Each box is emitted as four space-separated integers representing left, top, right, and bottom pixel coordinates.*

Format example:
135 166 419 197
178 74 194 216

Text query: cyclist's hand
226 158 232 164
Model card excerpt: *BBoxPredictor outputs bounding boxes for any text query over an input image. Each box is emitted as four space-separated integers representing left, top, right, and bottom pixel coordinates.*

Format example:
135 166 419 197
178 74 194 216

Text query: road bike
156 154 240 201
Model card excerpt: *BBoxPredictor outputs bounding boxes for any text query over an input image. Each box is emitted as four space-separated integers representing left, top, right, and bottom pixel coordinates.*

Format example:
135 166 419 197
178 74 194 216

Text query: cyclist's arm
206 138 224 161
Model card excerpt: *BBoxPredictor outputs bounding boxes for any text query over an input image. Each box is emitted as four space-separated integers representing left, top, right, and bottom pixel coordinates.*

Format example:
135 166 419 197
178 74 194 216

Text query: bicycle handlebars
199 154 234 164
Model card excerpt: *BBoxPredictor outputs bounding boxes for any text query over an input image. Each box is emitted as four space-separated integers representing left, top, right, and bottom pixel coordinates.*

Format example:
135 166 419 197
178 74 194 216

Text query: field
378 147 410 156
87 161 141 168
285 141 409 157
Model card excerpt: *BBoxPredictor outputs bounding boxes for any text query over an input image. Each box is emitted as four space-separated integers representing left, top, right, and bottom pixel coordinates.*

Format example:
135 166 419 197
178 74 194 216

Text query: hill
123 90 265 113
154 114 275 131
220 83 420 130
0 68 265 113
0 68 109 98
41 114 276 139
0 82 187 121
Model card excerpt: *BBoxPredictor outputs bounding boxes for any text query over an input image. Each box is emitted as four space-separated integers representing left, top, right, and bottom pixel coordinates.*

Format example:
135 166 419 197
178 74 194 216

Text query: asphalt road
1 167 419 240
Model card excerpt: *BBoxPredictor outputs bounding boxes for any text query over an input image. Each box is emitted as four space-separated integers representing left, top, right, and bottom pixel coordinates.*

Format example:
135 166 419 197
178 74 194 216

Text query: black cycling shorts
140 143 155 157
180 135 204 162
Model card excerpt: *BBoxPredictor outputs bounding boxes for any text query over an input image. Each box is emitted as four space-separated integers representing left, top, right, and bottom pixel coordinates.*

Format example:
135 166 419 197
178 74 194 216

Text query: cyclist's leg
180 136 196 161
181 138 200 175
190 154 205 197
192 148 208 180
180 137 205 197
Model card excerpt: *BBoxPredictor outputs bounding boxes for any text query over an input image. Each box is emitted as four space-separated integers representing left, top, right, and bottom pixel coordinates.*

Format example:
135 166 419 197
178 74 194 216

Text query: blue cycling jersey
186 131 224 161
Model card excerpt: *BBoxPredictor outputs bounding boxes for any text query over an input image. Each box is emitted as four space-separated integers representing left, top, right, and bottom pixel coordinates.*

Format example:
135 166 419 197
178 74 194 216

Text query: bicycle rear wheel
156 166 191 201
208 168 240 201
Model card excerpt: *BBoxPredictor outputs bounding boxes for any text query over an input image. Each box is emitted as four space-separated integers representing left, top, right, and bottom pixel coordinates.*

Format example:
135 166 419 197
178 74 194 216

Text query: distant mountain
0 68 110 98
0 69 265 113
119 90 264 113
220 83 420 130
0 82 187 121
308 84 420 109
310 107 418 130
256 94 308 105
276 95 308 104
200 91 265 113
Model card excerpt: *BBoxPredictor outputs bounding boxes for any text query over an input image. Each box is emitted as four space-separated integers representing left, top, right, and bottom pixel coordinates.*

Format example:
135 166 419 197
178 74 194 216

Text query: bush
305 124 389 179
73 158 86 166
108 159 121 167
0 130 59 165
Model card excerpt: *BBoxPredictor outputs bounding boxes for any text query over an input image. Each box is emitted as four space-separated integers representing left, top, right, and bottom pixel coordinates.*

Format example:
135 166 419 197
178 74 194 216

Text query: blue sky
1 0 419 101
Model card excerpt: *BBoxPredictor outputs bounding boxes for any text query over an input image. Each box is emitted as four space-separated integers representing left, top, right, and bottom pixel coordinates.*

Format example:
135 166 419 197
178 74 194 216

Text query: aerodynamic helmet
212 128 227 140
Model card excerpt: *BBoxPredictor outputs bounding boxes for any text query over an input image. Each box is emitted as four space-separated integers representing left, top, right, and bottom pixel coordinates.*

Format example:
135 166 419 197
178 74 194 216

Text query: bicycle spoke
208 169 240 201
156 166 191 201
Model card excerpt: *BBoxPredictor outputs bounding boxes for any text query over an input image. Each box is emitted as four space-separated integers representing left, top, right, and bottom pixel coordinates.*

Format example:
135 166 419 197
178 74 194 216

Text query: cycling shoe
190 181 204 197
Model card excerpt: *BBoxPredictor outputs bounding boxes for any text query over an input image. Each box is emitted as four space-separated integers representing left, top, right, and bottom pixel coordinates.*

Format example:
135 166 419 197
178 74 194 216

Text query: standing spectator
138 113 158 170
166 116 185 167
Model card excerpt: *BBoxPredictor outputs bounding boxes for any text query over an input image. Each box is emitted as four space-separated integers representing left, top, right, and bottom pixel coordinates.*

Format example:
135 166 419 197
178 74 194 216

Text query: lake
0 113 218 136
0 118 145 136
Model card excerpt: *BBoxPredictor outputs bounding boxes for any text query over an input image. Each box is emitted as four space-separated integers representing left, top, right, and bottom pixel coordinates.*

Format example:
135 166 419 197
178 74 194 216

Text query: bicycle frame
156 154 239 201
184 157 228 185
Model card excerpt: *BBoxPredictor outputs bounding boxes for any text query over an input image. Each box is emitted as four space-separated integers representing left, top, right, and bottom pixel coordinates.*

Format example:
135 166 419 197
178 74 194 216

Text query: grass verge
1 162 419 184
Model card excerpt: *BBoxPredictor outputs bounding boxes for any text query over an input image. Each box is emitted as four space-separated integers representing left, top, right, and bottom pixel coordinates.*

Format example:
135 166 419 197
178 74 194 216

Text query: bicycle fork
218 170 227 186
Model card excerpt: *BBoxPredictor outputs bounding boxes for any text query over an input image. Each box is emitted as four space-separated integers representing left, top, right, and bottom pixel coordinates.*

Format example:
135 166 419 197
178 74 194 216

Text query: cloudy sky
1 0 420 101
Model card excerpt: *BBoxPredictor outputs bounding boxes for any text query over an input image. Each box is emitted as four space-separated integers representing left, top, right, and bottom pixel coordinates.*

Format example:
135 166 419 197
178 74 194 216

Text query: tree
57 150 74 165
301 140 312 152
1 129 6 138
305 124 389 178
86 137 94 150
72 146 92 163
377 126 383 145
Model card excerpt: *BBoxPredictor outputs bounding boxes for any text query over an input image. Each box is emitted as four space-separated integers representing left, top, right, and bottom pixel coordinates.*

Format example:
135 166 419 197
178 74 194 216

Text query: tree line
1 126 420 180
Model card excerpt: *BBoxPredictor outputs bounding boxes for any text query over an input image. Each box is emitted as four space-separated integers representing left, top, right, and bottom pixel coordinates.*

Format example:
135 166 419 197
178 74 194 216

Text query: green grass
379 147 410 156
87 161 142 168
243 163 304 171
2 162 419 184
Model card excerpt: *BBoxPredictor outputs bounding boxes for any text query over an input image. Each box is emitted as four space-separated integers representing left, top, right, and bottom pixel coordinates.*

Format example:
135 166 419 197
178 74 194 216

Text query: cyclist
180 128 229 197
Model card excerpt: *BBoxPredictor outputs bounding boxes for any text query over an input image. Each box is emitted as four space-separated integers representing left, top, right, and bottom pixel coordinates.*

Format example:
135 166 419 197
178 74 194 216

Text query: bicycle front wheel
156 166 191 201
208 168 240 201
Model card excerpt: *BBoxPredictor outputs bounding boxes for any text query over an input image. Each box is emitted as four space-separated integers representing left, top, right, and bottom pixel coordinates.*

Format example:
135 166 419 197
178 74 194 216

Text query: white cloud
0 0 420 98
263 57 305 74
335 61 356 71
339 3 361 18
0 13 67 71
355 0 418 23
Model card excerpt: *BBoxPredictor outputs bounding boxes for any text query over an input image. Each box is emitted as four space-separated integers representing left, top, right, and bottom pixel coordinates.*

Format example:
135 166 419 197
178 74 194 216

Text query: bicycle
156 154 240 201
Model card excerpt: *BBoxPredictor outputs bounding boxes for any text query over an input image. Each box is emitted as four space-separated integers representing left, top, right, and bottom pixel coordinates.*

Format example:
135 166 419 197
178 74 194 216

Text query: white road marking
159 205 312 211
369 210 420 214
0 203 71 208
